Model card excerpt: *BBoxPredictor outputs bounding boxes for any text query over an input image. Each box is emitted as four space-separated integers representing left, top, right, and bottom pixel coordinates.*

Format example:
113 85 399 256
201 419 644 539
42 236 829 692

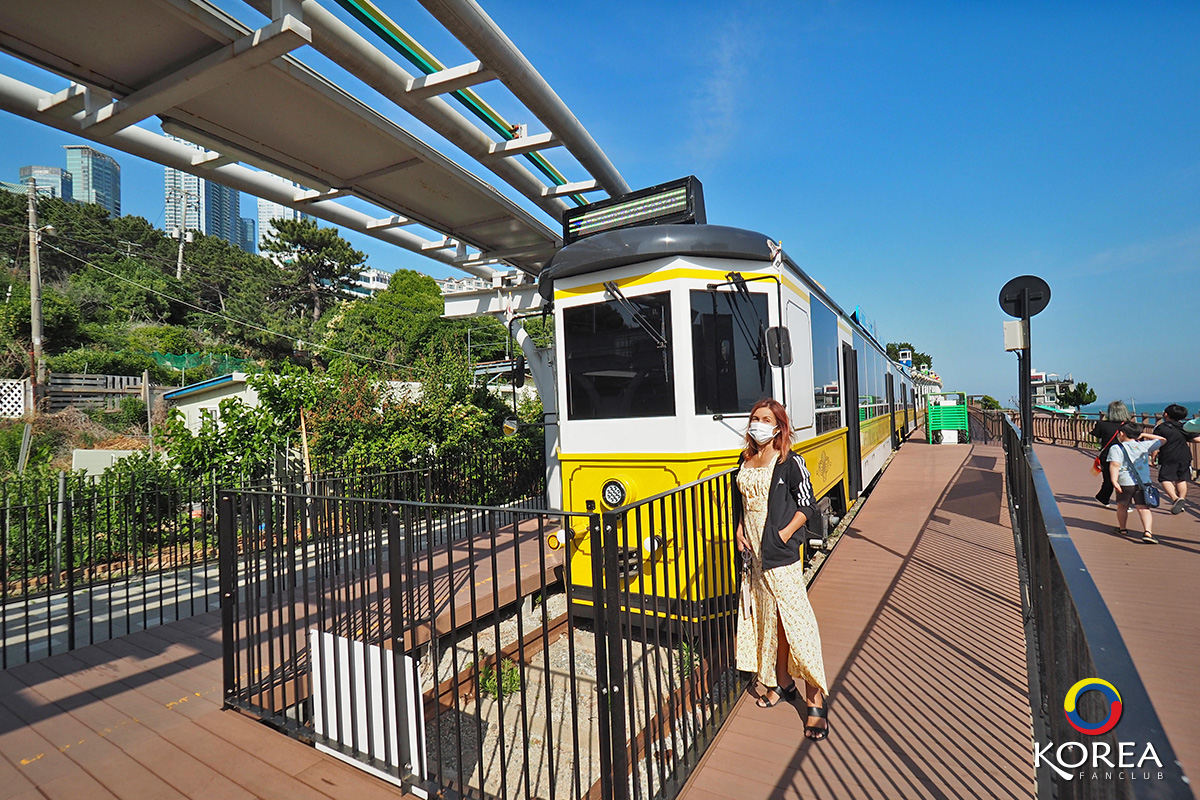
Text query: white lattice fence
0 379 27 418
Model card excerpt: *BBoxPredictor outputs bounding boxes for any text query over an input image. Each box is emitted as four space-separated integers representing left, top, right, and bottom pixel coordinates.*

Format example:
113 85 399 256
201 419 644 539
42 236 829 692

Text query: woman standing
1092 400 1132 506
734 398 830 740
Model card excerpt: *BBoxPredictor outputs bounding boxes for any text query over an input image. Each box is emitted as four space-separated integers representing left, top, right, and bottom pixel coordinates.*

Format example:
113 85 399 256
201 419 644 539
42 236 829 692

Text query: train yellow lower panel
560 429 850 623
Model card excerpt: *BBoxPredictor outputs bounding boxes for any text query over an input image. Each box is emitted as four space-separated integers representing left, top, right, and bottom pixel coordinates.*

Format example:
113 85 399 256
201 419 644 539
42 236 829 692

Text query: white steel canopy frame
0 0 629 278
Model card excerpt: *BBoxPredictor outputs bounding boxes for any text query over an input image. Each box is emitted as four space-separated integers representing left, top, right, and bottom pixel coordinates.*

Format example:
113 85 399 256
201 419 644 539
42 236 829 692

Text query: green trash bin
926 391 969 444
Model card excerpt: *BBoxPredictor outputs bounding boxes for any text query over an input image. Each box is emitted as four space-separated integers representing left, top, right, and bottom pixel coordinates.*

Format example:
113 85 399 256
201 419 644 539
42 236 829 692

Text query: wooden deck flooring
1035 443 1200 785
14 442 1187 800
678 441 1037 800
0 519 561 800
0 611 414 800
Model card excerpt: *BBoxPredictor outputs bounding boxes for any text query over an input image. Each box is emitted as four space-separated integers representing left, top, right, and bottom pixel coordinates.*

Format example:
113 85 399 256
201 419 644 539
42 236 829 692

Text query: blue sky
1 1 1197 405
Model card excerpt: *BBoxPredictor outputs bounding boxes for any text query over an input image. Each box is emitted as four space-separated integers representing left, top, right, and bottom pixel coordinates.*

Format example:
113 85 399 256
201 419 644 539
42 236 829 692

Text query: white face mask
748 421 777 444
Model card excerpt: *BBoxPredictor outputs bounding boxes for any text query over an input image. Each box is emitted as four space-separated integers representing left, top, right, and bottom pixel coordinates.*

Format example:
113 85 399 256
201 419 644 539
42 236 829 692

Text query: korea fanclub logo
1035 678 1164 783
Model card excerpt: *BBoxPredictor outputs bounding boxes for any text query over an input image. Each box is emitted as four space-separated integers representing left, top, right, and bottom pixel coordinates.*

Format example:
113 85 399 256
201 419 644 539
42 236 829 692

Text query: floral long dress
734 464 828 694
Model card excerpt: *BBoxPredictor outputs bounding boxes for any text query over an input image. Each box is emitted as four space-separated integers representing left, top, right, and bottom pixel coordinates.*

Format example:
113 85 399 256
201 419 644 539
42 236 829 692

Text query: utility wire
41 240 415 373
4 213 509 375
1 218 272 309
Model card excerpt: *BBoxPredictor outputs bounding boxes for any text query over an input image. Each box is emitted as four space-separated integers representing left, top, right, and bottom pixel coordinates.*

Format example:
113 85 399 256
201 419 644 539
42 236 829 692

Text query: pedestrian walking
1092 400 1132 506
733 398 830 740
1107 422 1167 543
1154 404 1200 514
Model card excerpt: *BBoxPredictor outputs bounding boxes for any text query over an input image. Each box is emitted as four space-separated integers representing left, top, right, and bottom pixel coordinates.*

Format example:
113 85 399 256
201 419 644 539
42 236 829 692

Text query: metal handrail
997 411 1193 799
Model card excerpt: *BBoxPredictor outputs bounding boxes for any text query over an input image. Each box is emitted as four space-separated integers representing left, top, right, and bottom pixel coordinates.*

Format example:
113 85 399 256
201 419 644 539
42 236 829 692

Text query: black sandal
756 682 796 708
804 704 830 741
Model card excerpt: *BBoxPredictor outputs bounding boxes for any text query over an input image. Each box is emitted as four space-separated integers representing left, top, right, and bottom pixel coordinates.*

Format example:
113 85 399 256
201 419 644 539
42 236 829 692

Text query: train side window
690 290 772 414
810 299 841 434
562 291 674 420
854 332 871 419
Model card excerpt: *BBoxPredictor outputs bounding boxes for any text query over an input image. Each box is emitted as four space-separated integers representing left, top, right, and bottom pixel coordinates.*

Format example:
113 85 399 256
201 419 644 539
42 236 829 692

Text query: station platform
18 440 1183 800
0 611 412 800
678 440 1038 800
1035 443 1200 785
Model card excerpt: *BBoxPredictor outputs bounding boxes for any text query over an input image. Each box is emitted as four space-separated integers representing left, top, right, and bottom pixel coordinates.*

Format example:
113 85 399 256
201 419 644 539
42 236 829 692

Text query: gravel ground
416 591 723 799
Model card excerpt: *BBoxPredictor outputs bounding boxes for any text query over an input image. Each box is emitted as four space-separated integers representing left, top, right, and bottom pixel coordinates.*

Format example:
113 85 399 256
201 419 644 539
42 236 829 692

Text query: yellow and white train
531 179 939 616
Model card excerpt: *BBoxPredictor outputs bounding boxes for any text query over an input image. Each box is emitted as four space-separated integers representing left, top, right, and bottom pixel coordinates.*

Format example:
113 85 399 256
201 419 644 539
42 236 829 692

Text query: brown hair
743 398 792 461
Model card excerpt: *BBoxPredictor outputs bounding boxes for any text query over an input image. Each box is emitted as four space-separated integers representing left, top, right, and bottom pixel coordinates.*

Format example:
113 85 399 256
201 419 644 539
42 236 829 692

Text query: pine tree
261 219 365 322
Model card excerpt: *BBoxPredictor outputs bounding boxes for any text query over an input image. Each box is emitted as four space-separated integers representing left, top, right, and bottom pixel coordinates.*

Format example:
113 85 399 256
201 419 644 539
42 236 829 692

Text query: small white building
1030 369 1076 411
163 372 259 433
346 267 392 297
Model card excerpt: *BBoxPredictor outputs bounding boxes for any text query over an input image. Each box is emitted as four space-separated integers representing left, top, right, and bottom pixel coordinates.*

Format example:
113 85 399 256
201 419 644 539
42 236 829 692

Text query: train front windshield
563 292 674 419
690 290 772 414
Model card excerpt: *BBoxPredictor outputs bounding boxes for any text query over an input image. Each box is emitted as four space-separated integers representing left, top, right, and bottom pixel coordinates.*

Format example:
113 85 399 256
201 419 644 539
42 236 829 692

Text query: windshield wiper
722 274 766 362
603 282 668 349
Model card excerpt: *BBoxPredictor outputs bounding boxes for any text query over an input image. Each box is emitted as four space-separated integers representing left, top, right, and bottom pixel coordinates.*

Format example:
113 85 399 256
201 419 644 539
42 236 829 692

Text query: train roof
538 224 772 299
539 223 913 378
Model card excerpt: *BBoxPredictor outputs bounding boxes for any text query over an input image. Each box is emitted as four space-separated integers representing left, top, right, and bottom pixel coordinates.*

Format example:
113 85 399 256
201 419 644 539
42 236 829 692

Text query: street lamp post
999 276 1051 448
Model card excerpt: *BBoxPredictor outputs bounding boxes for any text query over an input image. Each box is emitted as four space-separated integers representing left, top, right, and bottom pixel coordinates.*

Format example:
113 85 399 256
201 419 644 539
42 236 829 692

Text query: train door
902 381 910 431
842 342 862 499
887 372 899 450
785 301 814 431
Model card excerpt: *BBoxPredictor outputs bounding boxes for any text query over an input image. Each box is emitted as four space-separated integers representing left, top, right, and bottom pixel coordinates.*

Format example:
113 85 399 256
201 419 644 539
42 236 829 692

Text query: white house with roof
163 372 259 432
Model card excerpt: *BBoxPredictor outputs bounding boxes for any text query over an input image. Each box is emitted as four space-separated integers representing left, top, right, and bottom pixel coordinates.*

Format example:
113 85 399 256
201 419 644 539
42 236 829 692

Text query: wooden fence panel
46 373 143 412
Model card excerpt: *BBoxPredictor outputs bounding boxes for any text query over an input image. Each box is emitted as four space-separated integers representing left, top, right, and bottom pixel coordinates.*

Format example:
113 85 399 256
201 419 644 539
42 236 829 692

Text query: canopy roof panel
0 0 562 273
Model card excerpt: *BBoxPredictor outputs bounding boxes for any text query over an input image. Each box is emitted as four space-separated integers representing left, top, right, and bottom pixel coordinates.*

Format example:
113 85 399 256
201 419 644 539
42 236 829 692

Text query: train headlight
547 529 567 551
642 535 663 557
601 479 627 508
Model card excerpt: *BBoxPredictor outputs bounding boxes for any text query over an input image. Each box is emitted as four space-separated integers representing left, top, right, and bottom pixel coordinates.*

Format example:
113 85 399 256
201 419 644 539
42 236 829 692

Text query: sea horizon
1077 399 1200 417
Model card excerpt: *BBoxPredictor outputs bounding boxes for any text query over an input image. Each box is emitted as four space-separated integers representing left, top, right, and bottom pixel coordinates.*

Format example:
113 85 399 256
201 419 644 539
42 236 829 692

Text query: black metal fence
220 488 601 798
219 468 744 800
1 475 221 668
968 407 1200 466
596 468 744 800
997 411 1193 800
1 442 547 670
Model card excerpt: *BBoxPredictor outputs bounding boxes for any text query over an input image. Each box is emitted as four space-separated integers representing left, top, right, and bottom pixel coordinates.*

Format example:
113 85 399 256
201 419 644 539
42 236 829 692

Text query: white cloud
1070 227 1200 278
683 19 754 168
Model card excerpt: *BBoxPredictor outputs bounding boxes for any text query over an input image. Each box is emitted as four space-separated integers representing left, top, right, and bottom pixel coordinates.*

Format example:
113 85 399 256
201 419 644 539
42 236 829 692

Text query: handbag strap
1117 442 1149 490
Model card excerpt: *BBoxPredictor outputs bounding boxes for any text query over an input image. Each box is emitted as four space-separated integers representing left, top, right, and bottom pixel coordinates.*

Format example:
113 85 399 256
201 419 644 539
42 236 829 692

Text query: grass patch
478 654 521 700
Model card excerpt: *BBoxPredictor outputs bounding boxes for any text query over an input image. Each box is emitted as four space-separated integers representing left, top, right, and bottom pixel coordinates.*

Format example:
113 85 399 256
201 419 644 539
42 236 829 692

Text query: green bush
0 421 63 473
46 348 170 383
124 325 202 356
677 640 699 681
86 397 148 432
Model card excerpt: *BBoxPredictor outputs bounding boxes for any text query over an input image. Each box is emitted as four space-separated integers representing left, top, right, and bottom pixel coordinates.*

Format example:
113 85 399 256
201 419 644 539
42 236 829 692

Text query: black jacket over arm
732 451 818 571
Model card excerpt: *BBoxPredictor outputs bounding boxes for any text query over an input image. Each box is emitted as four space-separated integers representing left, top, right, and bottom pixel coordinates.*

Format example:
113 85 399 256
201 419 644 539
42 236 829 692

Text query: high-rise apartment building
164 137 241 245
17 166 72 200
257 191 313 248
238 217 257 254
63 145 120 216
